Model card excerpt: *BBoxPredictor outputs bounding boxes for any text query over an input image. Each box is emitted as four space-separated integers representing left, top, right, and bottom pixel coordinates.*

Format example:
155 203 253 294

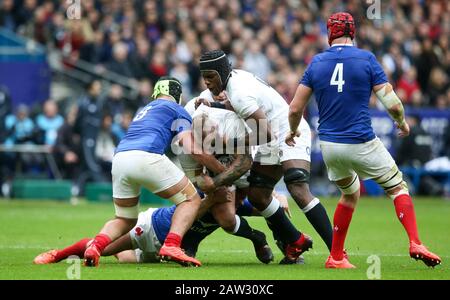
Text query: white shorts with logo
129 208 162 263
254 118 311 165
112 150 185 198
320 137 396 181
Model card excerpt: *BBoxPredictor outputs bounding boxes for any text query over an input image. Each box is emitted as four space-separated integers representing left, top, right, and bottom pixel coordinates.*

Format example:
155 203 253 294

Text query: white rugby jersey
225 69 291 142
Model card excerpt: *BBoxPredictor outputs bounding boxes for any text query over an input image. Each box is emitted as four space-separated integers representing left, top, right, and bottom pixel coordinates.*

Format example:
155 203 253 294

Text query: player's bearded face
201 71 223 96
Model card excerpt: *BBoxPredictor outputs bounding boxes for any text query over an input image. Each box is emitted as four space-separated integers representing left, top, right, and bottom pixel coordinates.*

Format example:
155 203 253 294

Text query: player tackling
287 12 441 269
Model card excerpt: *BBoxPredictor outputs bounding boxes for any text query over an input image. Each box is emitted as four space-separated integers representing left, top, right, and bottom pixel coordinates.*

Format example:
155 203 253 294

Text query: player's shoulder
353 47 377 60
228 69 259 95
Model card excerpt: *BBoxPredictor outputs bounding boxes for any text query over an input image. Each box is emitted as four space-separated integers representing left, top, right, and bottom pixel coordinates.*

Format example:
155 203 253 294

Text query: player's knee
385 181 409 200
284 168 310 185
247 170 278 190
169 181 198 205
337 175 360 195
341 193 359 206
374 166 408 200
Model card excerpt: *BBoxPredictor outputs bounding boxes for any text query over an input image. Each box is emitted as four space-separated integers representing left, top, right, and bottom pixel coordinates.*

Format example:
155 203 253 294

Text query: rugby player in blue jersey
82 77 227 267
287 12 441 269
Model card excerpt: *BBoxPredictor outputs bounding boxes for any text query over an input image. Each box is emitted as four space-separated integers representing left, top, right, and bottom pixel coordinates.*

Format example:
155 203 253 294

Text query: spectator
397 115 433 167
112 110 133 141
103 84 125 125
106 42 134 78
53 104 82 181
0 0 16 31
74 80 106 185
128 38 151 79
95 114 118 181
4 104 43 175
396 115 443 196
35 99 64 146
396 67 420 105
0 85 12 144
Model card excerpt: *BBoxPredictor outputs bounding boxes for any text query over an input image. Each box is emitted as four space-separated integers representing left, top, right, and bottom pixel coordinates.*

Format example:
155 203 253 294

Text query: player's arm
373 83 410 137
196 153 253 193
196 187 233 217
225 108 274 148
178 130 226 174
244 108 273 145
286 84 313 146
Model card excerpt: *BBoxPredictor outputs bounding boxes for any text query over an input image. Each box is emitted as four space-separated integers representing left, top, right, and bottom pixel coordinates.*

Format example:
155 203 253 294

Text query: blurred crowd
0 0 449 195
1 0 449 106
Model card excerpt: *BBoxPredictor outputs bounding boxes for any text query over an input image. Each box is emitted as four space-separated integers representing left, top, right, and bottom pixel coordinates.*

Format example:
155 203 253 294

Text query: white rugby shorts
254 118 311 165
320 137 396 181
129 208 161 263
112 150 185 198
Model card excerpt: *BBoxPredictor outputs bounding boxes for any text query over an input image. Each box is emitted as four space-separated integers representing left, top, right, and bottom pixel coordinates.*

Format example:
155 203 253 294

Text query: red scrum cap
327 12 355 46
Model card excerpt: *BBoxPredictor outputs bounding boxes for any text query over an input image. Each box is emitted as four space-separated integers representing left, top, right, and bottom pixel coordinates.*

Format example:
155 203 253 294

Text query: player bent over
83 77 223 267
287 12 441 269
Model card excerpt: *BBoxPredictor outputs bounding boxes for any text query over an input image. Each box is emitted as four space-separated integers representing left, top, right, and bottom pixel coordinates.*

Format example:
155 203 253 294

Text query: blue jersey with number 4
300 45 387 144
116 99 192 154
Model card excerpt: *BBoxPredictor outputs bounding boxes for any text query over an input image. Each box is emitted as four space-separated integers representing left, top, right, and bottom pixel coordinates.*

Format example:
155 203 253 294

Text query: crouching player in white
287 12 441 268
83 77 224 267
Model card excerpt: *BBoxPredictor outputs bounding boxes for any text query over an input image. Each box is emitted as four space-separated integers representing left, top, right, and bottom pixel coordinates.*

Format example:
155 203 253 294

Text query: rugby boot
409 241 441 267
33 250 59 264
325 255 356 269
159 244 202 267
84 244 101 267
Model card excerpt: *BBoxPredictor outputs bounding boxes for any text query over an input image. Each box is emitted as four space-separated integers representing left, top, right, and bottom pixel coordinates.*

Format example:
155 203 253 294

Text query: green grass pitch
0 197 448 280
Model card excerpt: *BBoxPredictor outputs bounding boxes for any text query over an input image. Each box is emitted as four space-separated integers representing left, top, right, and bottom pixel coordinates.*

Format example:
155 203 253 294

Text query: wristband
210 102 226 109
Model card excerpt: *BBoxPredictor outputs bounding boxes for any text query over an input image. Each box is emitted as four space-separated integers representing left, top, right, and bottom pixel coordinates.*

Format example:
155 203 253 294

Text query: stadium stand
0 0 449 199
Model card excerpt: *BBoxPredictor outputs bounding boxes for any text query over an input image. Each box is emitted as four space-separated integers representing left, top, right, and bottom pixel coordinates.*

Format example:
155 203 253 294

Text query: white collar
330 43 354 47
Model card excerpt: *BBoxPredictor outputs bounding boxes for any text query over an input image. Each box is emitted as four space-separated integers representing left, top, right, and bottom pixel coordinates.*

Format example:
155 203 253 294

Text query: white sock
261 197 281 218
231 215 240 234
302 198 320 213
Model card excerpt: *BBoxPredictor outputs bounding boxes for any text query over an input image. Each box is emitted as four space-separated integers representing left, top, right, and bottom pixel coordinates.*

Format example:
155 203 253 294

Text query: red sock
330 202 354 260
90 234 112 253
393 194 421 244
164 232 182 247
55 238 91 262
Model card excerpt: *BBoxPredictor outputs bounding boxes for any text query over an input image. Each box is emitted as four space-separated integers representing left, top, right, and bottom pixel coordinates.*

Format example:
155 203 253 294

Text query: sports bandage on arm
375 83 406 126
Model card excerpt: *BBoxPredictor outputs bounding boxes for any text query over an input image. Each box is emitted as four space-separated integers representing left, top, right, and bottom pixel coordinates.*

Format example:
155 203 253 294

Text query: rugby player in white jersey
195 50 334 263
178 94 274 263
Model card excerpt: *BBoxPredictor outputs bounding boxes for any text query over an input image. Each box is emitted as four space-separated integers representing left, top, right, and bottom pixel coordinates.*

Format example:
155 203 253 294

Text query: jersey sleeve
172 106 193 135
230 93 259 119
369 53 388 86
299 62 314 88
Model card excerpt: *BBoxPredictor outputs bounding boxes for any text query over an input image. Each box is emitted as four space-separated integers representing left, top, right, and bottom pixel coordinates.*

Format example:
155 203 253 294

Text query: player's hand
273 192 292 218
212 186 234 203
195 98 211 109
196 174 216 193
214 91 228 102
285 130 300 147
396 120 410 138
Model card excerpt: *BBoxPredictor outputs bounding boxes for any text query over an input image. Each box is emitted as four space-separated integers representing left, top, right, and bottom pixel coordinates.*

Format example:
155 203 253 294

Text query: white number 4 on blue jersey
330 63 345 93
